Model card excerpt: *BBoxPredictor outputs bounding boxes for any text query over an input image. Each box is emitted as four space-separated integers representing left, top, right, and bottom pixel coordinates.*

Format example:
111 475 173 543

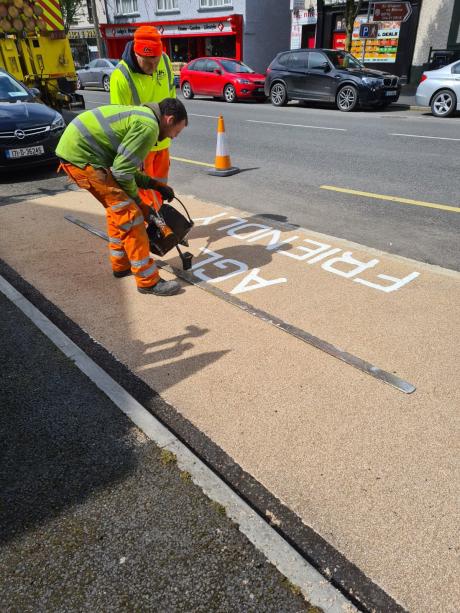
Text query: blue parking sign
359 23 379 39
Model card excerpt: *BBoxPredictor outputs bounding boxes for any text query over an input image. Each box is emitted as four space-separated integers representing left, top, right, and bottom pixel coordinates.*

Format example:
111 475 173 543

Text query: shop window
115 0 138 15
199 0 232 8
156 0 178 10
334 16 345 32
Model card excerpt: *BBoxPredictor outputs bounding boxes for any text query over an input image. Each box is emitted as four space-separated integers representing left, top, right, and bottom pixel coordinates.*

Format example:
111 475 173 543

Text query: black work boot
138 279 181 296
113 269 132 278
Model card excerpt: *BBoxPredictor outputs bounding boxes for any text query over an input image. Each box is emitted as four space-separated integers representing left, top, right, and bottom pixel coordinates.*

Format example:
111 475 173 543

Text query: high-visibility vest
110 53 176 152
56 104 160 204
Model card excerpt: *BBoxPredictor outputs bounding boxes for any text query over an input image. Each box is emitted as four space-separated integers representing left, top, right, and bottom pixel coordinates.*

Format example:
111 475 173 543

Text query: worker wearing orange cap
110 25 177 212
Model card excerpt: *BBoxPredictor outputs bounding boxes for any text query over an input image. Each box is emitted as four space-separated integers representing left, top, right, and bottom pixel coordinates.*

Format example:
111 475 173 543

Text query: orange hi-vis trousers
61 163 160 289
139 148 170 212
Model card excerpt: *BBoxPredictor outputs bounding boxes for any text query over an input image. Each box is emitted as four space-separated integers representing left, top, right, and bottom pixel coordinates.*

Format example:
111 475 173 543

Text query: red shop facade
100 15 243 63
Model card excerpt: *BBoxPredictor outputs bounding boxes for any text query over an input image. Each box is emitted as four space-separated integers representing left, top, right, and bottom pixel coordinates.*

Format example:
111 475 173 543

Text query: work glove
148 179 175 202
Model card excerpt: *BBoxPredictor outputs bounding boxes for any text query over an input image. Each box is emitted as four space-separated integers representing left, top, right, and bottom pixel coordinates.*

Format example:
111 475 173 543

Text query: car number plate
6 145 45 159
385 90 397 96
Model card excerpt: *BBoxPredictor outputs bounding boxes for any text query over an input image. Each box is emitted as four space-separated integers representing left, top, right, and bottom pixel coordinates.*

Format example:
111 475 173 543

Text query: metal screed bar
65 215 416 394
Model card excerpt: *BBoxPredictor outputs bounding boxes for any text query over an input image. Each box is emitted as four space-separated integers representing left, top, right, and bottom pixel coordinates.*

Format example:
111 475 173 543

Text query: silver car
415 60 460 117
76 59 119 92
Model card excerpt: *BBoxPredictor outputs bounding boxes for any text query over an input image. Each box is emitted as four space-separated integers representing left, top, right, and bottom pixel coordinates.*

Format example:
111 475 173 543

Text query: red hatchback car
180 57 266 103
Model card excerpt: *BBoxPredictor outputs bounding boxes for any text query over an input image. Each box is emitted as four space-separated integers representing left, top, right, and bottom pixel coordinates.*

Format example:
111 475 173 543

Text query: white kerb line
247 119 347 131
0 275 357 613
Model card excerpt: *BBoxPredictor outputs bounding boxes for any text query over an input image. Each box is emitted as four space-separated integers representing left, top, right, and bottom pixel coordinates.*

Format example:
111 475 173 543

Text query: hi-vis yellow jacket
56 105 160 205
110 47 176 152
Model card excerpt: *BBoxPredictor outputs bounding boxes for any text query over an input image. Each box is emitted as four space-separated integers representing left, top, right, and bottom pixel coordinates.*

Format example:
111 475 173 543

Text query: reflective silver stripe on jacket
117 143 142 167
136 262 158 278
132 110 158 123
162 53 175 94
109 236 123 244
117 63 141 105
92 108 120 152
130 256 150 268
110 199 132 211
119 215 145 231
150 175 168 183
110 249 126 258
107 109 157 125
110 168 135 181
72 117 109 162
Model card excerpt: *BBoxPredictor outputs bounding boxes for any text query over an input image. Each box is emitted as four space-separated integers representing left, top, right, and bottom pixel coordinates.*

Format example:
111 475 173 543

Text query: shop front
68 28 98 69
317 1 422 82
100 14 242 63
290 6 318 50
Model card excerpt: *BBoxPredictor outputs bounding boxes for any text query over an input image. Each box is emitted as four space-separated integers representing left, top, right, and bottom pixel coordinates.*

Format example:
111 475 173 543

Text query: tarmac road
1 89 459 270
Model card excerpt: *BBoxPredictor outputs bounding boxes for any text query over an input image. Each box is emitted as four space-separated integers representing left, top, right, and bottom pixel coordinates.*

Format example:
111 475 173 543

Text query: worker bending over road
56 98 188 296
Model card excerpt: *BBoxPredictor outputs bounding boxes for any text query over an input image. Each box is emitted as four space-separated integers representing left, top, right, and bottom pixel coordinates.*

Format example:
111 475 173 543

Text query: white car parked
415 60 460 117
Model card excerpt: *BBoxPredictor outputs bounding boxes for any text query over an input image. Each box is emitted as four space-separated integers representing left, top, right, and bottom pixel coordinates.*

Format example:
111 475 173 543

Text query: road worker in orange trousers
56 98 188 296
110 25 176 211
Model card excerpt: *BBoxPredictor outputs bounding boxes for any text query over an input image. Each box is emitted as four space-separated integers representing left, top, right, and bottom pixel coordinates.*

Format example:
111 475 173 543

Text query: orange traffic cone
208 115 240 177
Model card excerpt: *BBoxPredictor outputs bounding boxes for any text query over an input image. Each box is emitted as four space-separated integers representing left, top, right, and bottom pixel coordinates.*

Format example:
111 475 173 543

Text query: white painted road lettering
354 271 420 293
192 248 287 293
190 214 420 294
322 252 379 278
191 248 249 283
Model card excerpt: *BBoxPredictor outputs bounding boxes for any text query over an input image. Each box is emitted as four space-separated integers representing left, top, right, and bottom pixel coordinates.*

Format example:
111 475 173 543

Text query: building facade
68 0 107 68
100 0 292 73
412 0 460 80
289 1 431 83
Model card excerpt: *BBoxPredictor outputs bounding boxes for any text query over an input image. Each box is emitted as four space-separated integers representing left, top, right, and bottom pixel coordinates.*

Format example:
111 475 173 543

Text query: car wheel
102 75 110 92
224 84 237 103
76 77 83 90
270 82 287 106
336 85 359 112
431 89 457 117
181 81 194 99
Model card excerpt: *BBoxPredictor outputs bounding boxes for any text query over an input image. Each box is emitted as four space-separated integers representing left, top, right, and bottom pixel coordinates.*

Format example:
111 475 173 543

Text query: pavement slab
0 189 459 613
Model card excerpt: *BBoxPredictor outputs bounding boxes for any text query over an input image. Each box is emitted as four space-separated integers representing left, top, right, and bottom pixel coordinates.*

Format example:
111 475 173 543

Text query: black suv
265 49 401 111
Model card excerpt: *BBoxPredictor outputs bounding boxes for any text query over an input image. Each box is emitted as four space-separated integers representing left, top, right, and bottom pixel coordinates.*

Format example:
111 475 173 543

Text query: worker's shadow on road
127 324 230 395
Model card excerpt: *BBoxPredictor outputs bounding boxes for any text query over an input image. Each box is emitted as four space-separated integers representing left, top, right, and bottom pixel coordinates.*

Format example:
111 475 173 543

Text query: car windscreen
323 51 363 70
219 60 254 74
109 59 119 66
0 73 30 101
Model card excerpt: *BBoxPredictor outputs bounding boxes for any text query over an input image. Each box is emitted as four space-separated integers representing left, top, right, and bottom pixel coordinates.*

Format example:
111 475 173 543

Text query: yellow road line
171 156 214 168
320 185 460 214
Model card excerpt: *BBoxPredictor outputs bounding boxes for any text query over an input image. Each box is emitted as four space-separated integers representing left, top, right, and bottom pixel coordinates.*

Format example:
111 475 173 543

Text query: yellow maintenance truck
0 0 84 109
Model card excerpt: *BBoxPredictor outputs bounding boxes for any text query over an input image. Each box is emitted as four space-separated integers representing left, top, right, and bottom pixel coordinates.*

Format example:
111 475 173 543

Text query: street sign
373 2 412 23
359 23 379 39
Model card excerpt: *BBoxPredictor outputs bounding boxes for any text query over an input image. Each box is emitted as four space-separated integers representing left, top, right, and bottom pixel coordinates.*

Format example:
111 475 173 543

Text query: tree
60 0 84 33
344 0 363 53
